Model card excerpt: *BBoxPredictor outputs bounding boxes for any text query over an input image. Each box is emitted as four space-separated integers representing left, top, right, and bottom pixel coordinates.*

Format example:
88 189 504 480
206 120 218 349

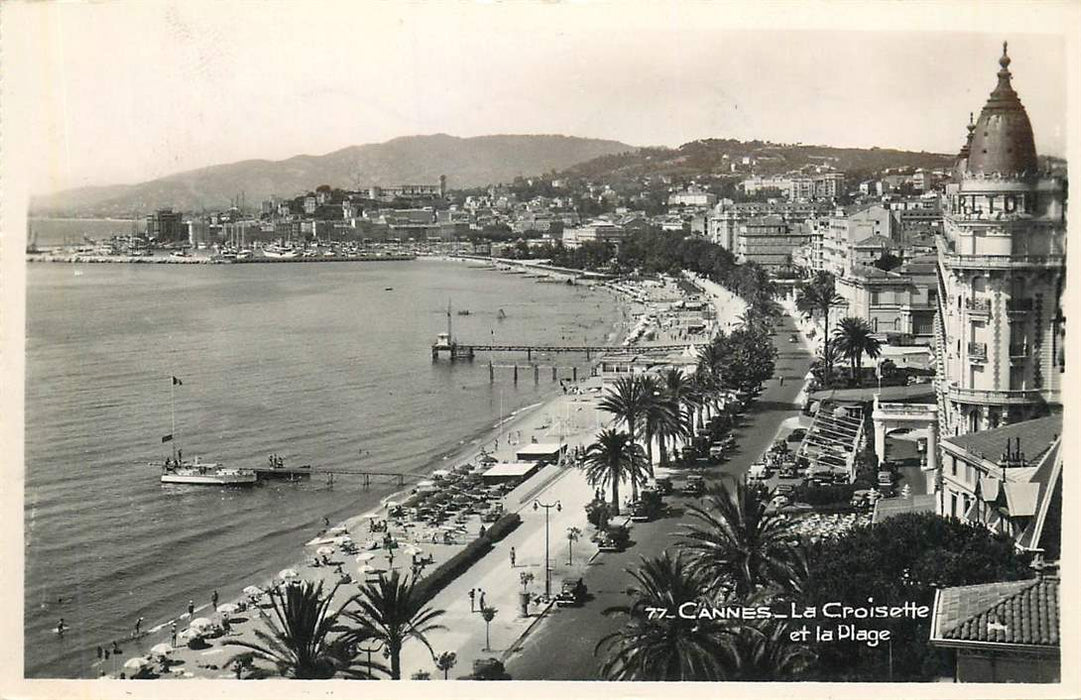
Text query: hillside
559 138 957 183
30 134 634 216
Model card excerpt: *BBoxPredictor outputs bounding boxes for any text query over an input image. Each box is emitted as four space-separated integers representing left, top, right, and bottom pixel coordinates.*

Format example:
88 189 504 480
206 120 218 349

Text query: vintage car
555 577 587 607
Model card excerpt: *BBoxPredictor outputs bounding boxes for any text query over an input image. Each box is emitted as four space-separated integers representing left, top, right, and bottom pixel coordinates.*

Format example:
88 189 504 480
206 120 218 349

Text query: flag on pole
162 434 174 443
172 376 183 386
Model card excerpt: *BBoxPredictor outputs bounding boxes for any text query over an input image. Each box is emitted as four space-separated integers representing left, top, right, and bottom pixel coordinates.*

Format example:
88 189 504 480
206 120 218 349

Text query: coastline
76 263 630 679
76 266 746 680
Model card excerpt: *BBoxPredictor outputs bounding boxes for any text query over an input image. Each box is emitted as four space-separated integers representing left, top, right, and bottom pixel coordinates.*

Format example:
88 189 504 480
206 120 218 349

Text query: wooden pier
431 341 688 361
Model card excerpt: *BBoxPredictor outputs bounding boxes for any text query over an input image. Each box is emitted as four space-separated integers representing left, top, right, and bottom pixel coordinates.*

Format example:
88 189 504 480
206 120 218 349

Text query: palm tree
658 368 695 464
796 272 844 383
681 482 798 598
581 428 647 515
343 571 446 680
832 316 882 385
640 374 677 473
598 375 650 500
225 580 362 679
723 619 817 681
595 552 732 680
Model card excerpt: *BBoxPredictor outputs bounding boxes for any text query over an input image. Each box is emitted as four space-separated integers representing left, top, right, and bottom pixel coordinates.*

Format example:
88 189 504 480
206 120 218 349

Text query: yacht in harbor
262 242 299 259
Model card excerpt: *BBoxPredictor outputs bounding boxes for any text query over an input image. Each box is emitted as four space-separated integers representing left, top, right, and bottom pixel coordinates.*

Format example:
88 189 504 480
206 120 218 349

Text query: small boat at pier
155 457 257 486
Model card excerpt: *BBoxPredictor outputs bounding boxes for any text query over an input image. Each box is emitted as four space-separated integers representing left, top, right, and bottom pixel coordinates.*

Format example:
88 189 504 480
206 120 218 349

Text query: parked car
775 483 795 495
683 475 705 496
654 477 674 495
555 577 587 607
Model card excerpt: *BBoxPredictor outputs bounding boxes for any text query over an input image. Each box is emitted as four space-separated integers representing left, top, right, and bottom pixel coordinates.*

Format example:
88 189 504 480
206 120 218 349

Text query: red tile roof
936 578 1059 647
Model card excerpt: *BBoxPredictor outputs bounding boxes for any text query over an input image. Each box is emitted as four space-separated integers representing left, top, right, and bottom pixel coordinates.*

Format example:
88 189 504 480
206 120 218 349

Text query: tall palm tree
681 482 798 598
658 368 695 465
640 374 678 472
598 375 650 500
581 428 647 515
796 272 844 383
343 571 446 680
226 580 363 679
595 552 733 681
832 316 882 386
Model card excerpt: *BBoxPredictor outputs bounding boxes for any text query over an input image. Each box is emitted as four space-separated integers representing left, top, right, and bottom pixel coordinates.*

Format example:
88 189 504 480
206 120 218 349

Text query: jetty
431 341 686 361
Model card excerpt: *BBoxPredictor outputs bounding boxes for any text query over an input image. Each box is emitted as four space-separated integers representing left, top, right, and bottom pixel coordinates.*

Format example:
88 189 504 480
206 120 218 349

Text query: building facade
934 44 1066 439
736 215 809 270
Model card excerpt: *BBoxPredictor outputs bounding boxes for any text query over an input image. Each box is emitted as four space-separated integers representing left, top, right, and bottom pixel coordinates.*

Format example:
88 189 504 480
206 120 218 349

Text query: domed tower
935 42 1066 448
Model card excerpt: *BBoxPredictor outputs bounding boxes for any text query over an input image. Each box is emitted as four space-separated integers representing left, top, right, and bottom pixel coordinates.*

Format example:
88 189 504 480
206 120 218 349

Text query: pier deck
431 342 688 360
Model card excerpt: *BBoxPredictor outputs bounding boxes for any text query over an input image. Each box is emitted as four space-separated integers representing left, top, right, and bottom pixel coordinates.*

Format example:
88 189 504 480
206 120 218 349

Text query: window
950 493 958 518
951 456 957 477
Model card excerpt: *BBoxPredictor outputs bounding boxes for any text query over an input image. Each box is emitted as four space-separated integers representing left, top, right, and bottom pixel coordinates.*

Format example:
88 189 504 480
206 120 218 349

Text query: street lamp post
358 641 384 677
533 499 561 597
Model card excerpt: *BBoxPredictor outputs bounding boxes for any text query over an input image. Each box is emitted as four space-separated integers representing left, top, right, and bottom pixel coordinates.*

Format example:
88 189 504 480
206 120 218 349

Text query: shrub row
414 513 522 604
483 512 522 543
415 538 493 604
792 483 858 507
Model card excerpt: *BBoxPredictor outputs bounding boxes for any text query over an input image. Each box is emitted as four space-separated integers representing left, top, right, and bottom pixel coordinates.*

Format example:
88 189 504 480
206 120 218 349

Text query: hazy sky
8 2 1072 195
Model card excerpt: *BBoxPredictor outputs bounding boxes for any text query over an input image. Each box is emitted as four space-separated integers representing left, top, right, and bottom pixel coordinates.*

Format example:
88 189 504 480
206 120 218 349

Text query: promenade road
507 309 813 680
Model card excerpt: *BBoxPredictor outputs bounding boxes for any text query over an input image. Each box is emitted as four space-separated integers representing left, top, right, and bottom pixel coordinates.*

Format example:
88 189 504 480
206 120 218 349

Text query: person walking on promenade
187 600 195 617
469 588 476 612
509 547 516 568
211 590 219 609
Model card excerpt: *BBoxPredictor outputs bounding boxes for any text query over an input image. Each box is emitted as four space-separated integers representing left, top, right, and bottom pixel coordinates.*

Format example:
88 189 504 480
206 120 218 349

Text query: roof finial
1000 41 1011 72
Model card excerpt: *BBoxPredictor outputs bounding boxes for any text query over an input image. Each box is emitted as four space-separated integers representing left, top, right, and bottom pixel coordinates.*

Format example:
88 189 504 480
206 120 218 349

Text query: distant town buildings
145 209 185 243
735 214 810 270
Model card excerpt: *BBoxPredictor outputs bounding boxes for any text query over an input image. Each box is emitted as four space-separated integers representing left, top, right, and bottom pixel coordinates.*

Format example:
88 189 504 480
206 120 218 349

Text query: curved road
506 310 814 680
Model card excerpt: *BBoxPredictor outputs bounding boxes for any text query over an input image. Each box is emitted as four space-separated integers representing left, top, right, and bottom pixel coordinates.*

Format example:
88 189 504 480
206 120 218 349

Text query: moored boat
157 457 257 485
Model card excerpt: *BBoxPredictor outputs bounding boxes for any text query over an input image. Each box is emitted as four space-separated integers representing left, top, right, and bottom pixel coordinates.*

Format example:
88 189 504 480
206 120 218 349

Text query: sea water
24 259 621 677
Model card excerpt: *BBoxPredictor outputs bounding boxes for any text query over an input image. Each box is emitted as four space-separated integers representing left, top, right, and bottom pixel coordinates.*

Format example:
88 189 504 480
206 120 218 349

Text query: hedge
482 512 522 543
415 538 493 604
414 513 522 604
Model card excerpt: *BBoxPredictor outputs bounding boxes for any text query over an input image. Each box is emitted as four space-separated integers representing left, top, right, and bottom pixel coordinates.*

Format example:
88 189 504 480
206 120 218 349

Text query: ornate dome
965 42 1039 179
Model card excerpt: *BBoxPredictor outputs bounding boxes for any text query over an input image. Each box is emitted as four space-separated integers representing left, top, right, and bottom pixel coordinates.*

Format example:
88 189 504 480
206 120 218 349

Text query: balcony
965 298 992 316
936 237 1065 270
945 384 1045 406
968 342 987 363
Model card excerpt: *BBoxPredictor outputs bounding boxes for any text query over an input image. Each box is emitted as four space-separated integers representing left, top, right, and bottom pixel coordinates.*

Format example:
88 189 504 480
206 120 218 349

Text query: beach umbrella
355 552 376 562
403 544 422 556
123 657 150 671
150 643 174 657
279 568 299 580
217 603 238 615
242 585 263 598
316 546 335 556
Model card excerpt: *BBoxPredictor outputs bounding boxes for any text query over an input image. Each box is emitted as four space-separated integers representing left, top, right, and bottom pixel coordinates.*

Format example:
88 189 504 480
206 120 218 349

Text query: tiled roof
936 579 1059 647
872 494 936 524
942 415 1061 464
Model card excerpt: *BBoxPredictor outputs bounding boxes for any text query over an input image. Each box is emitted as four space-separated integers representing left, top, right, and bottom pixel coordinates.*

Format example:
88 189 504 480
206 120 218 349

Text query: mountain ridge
31 134 635 216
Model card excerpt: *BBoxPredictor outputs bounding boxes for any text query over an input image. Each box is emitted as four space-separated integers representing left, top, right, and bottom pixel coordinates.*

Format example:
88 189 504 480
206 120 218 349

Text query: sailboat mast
170 378 177 460
446 299 453 341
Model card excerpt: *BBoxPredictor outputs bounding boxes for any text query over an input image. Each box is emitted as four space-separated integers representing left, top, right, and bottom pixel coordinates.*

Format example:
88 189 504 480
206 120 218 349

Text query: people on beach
56 618 65 635
509 547 516 568
170 622 177 647
134 616 144 637
96 645 103 659
211 590 219 609
112 640 121 655
187 600 195 617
